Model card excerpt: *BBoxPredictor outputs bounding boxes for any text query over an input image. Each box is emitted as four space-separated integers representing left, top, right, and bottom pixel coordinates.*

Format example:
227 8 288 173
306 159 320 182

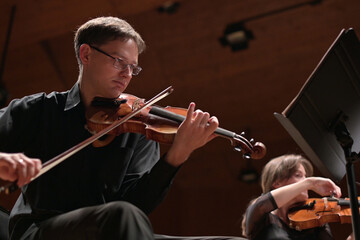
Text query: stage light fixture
239 167 259 183
219 22 254 51
219 0 322 51
157 1 180 14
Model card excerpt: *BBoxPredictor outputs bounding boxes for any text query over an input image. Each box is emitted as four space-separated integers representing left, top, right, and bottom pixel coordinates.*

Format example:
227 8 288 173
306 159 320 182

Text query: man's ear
79 44 91 65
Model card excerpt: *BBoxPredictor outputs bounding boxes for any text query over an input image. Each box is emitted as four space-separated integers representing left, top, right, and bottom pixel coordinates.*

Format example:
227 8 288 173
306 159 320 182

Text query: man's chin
108 89 124 99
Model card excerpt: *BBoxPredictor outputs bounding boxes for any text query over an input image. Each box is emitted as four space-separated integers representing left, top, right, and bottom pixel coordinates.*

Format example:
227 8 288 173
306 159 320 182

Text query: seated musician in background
0 16 219 240
241 154 354 240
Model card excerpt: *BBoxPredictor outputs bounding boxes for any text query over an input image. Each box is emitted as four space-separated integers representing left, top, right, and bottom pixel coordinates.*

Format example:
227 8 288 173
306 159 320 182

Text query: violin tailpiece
91 97 128 108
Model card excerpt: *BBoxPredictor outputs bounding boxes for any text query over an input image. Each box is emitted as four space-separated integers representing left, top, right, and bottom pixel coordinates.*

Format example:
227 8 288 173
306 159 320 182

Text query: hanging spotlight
219 22 254 51
219 0 322 51
238 156 259 183
239 167 259 183
157 1 180 14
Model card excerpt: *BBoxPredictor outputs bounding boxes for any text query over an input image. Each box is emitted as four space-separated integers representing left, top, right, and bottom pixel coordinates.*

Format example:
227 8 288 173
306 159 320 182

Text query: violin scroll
251 142 267 160
229 132 266 160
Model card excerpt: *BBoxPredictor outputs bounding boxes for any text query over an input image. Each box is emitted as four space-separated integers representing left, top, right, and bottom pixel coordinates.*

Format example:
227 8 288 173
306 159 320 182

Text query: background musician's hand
0 152 41 187
308 177 341 198
166 102 219 167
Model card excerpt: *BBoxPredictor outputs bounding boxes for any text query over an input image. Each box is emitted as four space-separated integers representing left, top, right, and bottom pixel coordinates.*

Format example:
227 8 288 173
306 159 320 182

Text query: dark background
0 0 359 239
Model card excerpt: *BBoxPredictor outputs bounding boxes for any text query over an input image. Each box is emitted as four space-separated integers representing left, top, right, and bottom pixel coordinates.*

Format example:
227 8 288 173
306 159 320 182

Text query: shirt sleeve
0 94 45 153
245 192 278 238
118 134 180 214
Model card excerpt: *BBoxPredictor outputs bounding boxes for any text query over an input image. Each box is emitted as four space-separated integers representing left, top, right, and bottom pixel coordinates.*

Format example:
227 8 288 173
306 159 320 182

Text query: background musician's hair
261 154 313 193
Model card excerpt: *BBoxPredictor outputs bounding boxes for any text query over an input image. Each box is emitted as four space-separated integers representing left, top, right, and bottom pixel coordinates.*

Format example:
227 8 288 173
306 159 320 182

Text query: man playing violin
241 154 354 240
0 16 219 240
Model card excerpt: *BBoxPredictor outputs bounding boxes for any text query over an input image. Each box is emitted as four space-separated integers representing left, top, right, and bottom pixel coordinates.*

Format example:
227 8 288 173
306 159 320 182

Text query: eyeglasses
88 45 142 76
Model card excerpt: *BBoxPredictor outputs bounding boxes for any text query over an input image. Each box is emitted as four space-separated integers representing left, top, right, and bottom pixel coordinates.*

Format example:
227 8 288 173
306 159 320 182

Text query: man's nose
120 66 132 77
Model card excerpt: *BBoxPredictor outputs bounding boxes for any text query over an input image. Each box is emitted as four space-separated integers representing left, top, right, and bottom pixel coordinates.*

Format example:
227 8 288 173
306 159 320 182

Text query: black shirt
0 83 178 237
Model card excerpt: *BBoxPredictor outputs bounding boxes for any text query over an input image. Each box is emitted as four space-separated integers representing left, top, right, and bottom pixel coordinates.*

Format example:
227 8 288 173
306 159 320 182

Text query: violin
85 92 266 160
288 197 360 231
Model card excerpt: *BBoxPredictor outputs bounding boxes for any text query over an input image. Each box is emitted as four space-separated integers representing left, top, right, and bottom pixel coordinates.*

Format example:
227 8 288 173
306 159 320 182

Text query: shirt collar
65 82 82 111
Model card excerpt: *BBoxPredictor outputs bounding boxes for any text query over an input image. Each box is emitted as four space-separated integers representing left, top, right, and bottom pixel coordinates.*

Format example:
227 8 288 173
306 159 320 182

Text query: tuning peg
234 146 242 152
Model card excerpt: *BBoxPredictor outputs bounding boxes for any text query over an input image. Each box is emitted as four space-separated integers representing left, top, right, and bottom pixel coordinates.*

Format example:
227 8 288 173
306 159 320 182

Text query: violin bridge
323 197 328 208
132 98 144 111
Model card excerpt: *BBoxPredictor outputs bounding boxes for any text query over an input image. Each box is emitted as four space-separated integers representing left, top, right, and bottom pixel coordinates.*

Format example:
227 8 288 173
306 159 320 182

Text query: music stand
274 28 360 239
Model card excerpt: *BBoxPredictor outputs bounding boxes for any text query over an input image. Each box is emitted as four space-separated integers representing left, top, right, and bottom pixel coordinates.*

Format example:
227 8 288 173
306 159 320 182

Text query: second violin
288 197 360 231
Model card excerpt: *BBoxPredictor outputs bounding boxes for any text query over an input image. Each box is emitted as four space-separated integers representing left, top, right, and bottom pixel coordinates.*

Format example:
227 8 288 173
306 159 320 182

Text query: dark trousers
0 207 9 240
15 201 154 240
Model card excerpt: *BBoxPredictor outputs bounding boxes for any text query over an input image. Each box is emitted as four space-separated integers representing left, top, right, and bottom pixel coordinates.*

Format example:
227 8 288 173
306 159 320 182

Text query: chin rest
154 234 247 240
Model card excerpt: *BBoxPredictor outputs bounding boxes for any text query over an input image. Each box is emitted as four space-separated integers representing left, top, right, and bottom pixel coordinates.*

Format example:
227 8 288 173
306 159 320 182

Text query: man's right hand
0 152 41 187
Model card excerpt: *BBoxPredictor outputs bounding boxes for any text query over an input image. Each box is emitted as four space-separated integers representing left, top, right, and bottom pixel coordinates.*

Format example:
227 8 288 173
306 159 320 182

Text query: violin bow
0 86 174 194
